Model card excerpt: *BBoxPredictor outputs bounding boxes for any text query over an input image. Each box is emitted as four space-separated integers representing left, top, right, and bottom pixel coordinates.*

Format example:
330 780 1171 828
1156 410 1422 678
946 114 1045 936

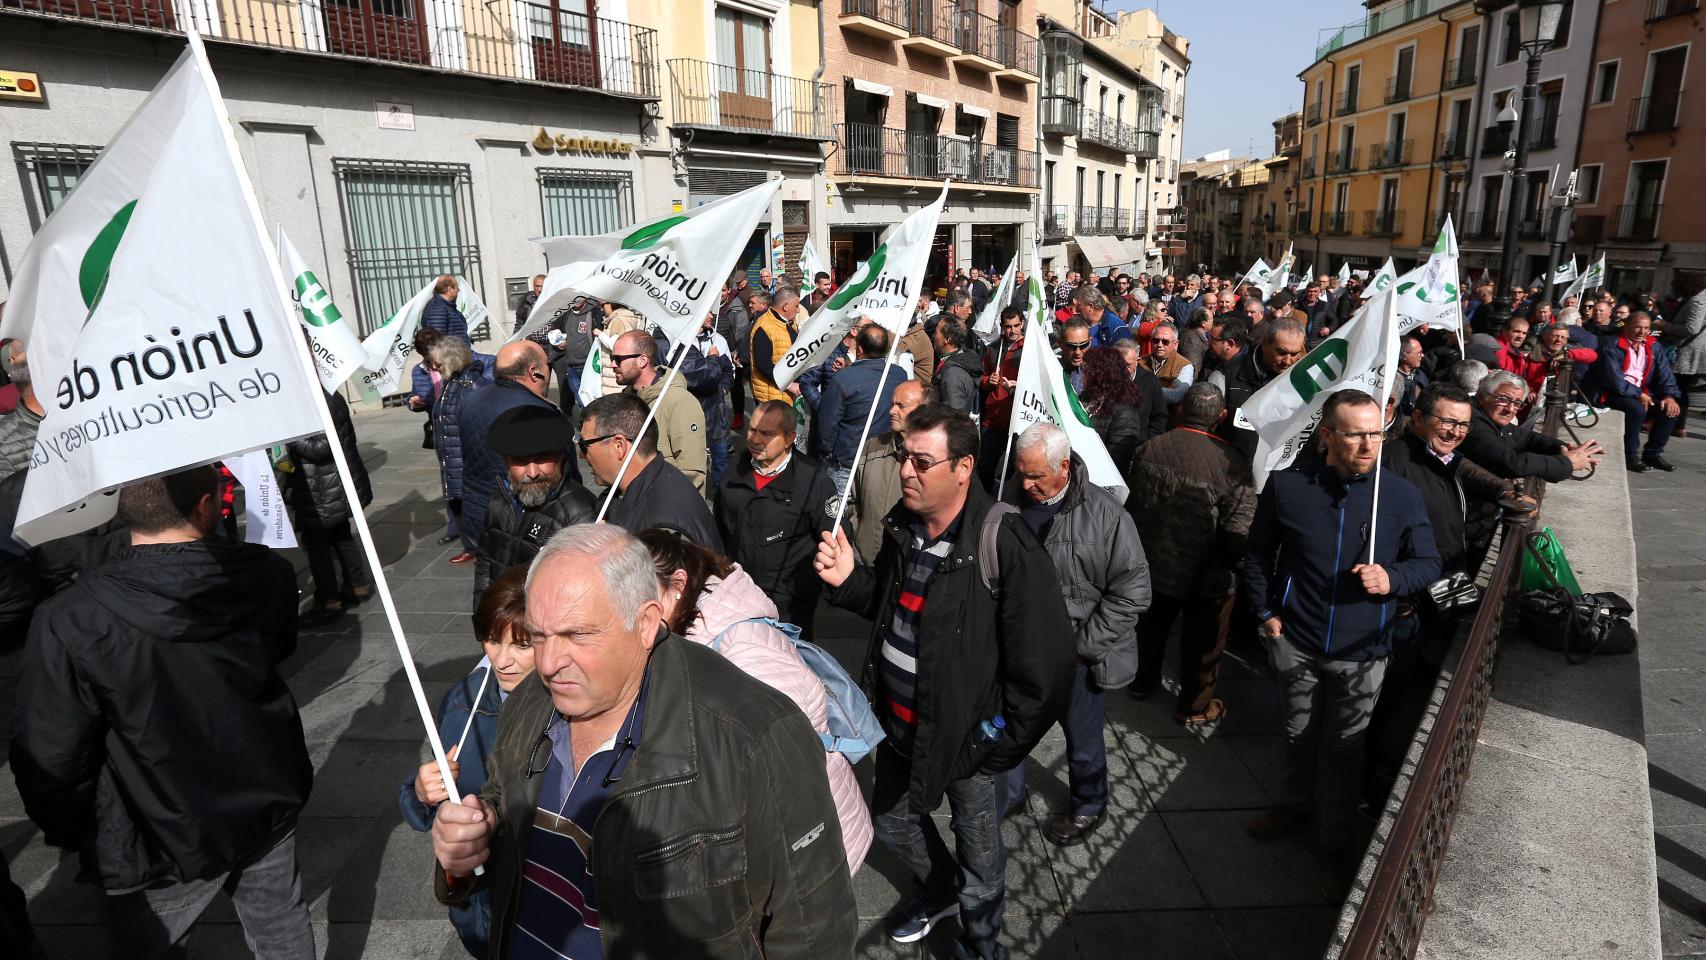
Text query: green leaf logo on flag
1060 369 1095 427
79 200 138 311
620 215 690 251
292 270 344 328
1395 279 1457 303
1287 339 1350 404
826 245 889 312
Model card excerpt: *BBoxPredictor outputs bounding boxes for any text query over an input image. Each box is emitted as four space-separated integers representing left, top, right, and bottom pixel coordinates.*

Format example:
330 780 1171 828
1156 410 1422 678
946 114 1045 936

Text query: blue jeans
709 437 730 494
1002 662 1108 817
1603 392 1678 458
872 745 1009 960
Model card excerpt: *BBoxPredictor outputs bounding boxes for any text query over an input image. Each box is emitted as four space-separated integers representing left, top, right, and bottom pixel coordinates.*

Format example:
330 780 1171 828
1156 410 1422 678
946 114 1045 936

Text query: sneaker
884 897 957 944
1246 806 1309 842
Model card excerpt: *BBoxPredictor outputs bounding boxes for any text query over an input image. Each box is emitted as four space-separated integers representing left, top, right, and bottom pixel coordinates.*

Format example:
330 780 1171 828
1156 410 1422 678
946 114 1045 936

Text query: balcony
1326 148 1357 174
669 60 830 138
840 0 909 40
1422 209 1452 235
1385 74 1412 104
1648 0 1701 23
1315 0 1463 61
1629 95 1681 135
1445 56 1476 90
1335 88 1359 116
0 0 661 97
1078 107 1138 153
1462 210 1498 240
901 0 959 57
1131 209 1149 234
1301 158 1318 178
1369 139 1411 169
1221 208 1245 228
1306 100 1324 125
1074 206 1129 235
1132 130 1160 160
1295 210 1313 233
1518 215 1546 239
1044 205 1069 240
1438 132 1468 161
835 122 1038 187
1611 203 1662 241
1321 211 1351 235
1528 114 1560 150
1480 124 1511 157
1365 209 1403 237
1155 207 1187 230
952 6 1038 79
1041 97 1079 137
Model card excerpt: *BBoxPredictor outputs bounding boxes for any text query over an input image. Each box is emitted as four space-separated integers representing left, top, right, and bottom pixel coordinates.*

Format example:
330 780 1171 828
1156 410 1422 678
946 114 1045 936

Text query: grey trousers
104 829 315 960
1268 638 1389 852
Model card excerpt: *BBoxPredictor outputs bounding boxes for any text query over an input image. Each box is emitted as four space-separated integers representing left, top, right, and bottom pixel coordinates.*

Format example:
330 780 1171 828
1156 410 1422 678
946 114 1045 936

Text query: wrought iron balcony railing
669 59 831 138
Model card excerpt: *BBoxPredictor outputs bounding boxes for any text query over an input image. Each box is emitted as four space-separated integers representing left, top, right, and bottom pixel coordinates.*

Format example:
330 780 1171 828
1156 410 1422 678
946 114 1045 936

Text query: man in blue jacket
1585 310 1682 473
1072 285 1132 347
816 321 904 489
1242 389 1440 901
423 275 471 344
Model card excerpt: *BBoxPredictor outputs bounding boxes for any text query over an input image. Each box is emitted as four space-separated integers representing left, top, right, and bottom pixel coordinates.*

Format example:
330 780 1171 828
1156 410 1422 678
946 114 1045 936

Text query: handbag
1424 571 1482 616
1518 526 1582 595
1516 531 1636 664
421 419 435 450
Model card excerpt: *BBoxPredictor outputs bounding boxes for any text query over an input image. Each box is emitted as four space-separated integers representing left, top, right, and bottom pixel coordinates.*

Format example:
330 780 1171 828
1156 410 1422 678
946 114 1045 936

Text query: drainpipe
812 0 827 262
1421 11 1452 258
1315 56 1337 269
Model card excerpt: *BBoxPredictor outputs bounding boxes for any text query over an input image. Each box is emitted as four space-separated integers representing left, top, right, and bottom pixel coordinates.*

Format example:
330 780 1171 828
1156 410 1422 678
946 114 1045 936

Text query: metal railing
1648 0 1701 22
1369 139 1412 168
955 7 1037 74
1336 87 1360 116
1321 210 1350 234
1155 207 1187 229
1301 158 1318 178
1629 95 1681 134
1295 210 1314 233
1221 208 1245 228
1480 124 1511 157
906 0 958 49
835 122 1038 187
669 59 830 138
1461 209 1497 239
1315 0 1458 61
1041 97 1079 137
0 0 660 97
1074 206 1128 235
1518 213 1546 239
1132 130 1160 159
1078 107 1136 153
1385 74 1412 104
1306 100 1324 125
1327 147 1357 174
1612 203 1662 240
1131 209 1149 234
1044 205 1069 240
841 0 907 30
1529 114 1560 150
1364 208 1403 236
1438 132 1468 161
1338 376 1566 958
1445 56 1476 89
1422 208 1452 235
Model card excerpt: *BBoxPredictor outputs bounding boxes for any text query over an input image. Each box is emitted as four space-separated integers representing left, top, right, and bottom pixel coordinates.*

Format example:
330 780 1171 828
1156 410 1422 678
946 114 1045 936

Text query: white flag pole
994 430 1018 501
1367 292 1401 566
593 339 689 524
182 30 477 862
827 336 901 535
452 666 494 760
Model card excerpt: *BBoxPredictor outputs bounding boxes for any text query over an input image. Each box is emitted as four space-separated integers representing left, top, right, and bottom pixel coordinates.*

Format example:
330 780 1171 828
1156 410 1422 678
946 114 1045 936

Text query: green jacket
436 632 855 960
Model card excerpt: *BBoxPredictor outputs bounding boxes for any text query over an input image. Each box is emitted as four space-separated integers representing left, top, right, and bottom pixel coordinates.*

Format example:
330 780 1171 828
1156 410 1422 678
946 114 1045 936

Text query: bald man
452 339 579 559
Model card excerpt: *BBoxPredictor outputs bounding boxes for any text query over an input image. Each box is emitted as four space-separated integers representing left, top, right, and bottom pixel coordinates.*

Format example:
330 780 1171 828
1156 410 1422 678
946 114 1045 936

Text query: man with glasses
1060 317 1095 393
613 329 709 495
1206 316 1309 461
815 404 1074 959
750 288 804 405
1243 389 1441 902
1460 370 1602 481
1204 314 1250 378
1140 321 1194 406
578 393 720 550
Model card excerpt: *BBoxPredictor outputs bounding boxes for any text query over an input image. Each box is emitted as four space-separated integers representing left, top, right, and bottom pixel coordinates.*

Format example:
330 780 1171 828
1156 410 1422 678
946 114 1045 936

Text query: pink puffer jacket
682 566 872 874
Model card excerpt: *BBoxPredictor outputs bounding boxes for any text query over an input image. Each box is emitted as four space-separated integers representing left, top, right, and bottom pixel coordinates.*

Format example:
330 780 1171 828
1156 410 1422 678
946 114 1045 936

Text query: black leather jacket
474 478 598 608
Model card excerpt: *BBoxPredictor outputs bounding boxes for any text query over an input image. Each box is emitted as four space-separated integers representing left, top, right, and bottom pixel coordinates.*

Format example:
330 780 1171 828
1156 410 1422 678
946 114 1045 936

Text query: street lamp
1495 0 1566 296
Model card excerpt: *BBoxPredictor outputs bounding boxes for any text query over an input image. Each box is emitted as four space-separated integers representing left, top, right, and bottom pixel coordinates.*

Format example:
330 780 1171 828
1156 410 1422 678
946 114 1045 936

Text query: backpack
978 502 1019 599
710 616 885 765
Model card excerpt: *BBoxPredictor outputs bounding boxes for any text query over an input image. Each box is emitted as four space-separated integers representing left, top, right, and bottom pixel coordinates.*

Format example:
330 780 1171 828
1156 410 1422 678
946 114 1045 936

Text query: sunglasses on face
891 449 959 473
575 433 625 454
1064 340 1091 351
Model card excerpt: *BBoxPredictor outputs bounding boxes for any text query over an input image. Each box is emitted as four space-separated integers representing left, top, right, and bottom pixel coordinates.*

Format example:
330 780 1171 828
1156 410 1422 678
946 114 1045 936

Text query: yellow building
1296 0 1481 274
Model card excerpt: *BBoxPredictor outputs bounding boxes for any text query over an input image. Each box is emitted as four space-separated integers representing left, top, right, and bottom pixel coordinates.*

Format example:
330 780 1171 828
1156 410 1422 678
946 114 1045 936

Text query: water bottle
975 715 1006 745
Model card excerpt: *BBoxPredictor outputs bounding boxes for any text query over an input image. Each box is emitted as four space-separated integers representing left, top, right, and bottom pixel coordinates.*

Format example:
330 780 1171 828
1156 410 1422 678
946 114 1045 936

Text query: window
12 142 100 230
1594 61 1619 104
1554 0 1573 49
1576 164 1601 206
1501 9 1520 64
334 158 481 336
538 170 633 237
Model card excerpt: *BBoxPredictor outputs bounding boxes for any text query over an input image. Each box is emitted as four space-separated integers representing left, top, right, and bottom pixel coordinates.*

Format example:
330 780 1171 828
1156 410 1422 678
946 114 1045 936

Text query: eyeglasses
1151 338 1177 345
1426 414 1472 433
1063 340 1091 351
891 449 960 473
1325 428 1385 444
1487 395 1523 409
609 352 645 365
575 433 625 454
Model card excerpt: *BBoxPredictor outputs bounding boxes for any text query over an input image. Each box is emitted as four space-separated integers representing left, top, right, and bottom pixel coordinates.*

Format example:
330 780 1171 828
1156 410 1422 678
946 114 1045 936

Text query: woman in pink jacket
639 529 872 874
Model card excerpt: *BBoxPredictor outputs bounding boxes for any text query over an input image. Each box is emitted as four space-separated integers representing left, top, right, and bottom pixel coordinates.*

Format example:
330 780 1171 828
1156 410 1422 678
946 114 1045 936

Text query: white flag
1009 277 1128 503
1291 263 1312 291
578 332 611 407
527 181 782 348
798 235 828 297
1246 285 1406 489
1368 257 1398 296
974 254 1018 343
1391 216 1463 332
278 227 366 393
224 447 296 548
1337 261 1352 286
1237 258 1273 294
354 276 487 400
775 184 949 390
1560 254 1605 302
0 38 325 546
1265 243 1295 300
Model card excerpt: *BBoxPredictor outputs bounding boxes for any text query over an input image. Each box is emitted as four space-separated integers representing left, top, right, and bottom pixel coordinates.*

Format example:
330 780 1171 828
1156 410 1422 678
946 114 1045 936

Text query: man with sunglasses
578 393 721 551
1460 369 1601 481
612 329 709 496
815 404 1073 959
1243 389 1440 902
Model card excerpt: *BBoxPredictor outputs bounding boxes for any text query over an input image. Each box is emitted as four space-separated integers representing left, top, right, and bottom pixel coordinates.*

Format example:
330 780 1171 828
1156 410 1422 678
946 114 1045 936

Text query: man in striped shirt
816 405 1074 960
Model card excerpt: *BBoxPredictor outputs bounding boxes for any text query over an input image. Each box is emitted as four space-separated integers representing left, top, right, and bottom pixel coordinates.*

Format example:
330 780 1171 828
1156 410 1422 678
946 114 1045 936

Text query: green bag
1519 527 1582 596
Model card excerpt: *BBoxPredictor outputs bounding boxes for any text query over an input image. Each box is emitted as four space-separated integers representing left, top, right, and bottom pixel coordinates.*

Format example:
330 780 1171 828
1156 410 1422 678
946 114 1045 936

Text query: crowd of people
0 255 1700 960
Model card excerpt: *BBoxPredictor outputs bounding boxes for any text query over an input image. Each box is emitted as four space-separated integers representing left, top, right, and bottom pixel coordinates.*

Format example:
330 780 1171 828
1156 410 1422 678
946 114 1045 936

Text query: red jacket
980 337 1024 431
1494 335 1596 398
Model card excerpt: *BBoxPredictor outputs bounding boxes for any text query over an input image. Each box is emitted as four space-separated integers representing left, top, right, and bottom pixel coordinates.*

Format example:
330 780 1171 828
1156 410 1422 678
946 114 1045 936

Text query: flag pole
994 429 1017 501
828 335 901 535
182 29 481 870
593 339 689 524
452 666 493 760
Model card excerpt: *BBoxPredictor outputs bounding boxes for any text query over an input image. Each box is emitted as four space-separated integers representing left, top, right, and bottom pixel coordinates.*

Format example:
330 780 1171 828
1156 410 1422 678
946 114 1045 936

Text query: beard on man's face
513 471 558 508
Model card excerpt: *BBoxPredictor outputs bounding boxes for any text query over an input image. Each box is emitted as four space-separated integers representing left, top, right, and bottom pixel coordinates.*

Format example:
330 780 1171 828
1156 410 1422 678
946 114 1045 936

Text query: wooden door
325 0 431 65
715 6 772 130
533 0 601 86
21 0 173 28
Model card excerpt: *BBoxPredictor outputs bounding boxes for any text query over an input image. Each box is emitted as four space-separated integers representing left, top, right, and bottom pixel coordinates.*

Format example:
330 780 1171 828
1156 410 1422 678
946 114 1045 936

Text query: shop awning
851 78 894 97
1073 234 1128 269
1116 238 1148 264
915 92 950 110
959 104 991 119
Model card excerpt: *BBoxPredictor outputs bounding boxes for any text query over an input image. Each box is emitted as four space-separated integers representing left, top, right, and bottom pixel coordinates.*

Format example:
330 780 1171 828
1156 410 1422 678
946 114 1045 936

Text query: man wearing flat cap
472 405 597 609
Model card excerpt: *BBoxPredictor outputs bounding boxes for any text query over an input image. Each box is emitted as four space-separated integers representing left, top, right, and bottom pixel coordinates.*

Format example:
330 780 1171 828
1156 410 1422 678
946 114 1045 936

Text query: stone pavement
1 403 1342 959
1630 424 1706 957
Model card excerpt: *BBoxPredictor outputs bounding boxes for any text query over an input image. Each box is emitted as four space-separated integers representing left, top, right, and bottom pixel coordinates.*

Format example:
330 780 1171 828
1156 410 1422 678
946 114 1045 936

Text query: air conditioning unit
941 138 972 178
984 149 1013 181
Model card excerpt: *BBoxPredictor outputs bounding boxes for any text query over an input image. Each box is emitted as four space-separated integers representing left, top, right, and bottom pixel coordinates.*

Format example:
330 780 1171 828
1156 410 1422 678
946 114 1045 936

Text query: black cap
486 405 575 458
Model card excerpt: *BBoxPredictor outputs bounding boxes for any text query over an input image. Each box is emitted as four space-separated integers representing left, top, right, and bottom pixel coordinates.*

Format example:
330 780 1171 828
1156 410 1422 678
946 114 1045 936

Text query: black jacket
474 478 598 607
1214 348 1281 460
437 634 856 960
715 452 840 630
1459 406 1573 482
284 390 372 531
933 349 983 415
1381 430 1508 576
1091 405 1146 477
608 454 723 553
827 483 1075 812
1132 365 1170 441
10 540 311 891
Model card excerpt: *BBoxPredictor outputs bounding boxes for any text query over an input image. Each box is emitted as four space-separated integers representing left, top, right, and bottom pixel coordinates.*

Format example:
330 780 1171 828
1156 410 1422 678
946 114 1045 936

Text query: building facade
1099 7 1190 271
1296 0 1481 277
1570 0 1703 296
1179 154 1247 275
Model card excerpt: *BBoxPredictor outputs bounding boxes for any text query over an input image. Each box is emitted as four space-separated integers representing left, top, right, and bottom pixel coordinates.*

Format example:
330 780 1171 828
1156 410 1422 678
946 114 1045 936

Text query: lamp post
1495 0 1566 294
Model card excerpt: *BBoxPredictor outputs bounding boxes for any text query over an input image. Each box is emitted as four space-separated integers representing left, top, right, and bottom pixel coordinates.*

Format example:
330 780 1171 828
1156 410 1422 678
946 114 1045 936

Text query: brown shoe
1044 813 1103 847
448 551 476 565
1175 698 1227 726
1246 806 1309 842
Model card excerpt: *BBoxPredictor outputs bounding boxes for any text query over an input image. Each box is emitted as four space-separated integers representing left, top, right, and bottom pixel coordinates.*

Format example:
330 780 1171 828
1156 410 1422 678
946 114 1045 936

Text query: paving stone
1214 905 1339 960
1160 810 1322 909
1046 812 1205 912
1068 909 1236 960
1125 736 1271 812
